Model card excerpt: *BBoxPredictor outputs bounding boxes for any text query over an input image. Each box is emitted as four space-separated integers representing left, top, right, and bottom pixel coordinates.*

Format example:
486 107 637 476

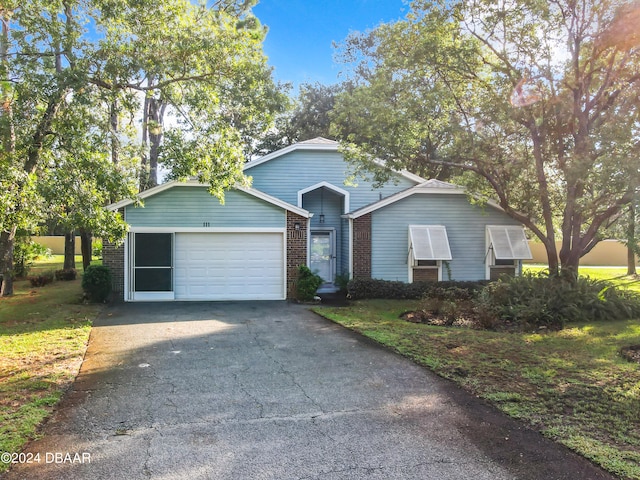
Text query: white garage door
174 232 285 300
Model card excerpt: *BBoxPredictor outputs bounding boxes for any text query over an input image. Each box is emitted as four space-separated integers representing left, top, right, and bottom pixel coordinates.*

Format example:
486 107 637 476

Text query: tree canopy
0 0 281 295
253 82 342 156
332 0 640 276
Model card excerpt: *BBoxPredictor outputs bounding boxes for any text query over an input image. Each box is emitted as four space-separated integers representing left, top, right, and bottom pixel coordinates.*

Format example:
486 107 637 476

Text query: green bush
82 265 112 303
297 265 323 301
28 271 54 288
14 238 52 278
347 278 488 300
475 272 640 330
55 268 77 281
92 239 103 259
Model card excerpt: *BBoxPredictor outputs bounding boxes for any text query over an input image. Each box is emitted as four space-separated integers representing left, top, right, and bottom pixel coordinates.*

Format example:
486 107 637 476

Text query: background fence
526 239 638 267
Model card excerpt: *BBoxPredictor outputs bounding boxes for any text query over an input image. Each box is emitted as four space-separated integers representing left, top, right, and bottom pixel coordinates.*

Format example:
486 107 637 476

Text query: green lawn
0 257 102 472
315 269 640 480
524 264 640 292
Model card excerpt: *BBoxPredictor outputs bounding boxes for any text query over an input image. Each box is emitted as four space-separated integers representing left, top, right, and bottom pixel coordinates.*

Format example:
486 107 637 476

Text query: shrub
14 238 52 278
347 278 488 300
55 268 77 281
334 273 350 294
297 265 323 301
82 265 112 303
92 239 103 259
28 271 54 288
474 272 640 330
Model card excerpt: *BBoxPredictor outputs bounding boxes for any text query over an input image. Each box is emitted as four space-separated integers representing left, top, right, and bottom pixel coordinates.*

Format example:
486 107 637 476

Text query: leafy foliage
296 265 323 301
254 82 342 155
347 278 488 300
81 265 112 303
28 271 54 288
55 269 78 281
13 238 51 278
332 0 640 275
475 272 640 330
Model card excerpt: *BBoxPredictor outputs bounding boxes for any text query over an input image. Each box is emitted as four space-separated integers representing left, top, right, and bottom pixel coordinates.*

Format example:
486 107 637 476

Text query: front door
310 230 335 284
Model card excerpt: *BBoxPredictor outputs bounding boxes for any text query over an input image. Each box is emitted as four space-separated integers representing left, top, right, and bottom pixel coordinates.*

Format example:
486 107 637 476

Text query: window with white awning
408 225 452 282
486 225 532 279
486 225 532 260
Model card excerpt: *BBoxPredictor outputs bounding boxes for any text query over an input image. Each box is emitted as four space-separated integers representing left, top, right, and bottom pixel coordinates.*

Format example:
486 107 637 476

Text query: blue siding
371 194 521 281
303 188 344 276
247 150 417 211
125 187 285 228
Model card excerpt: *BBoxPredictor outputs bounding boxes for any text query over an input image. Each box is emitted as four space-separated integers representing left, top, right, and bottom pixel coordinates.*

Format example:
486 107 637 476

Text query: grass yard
0 257 102 472
525 264 640 293
315 268 640 480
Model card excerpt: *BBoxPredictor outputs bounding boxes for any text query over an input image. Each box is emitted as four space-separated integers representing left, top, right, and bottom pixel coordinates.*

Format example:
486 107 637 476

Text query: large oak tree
332 0 640 277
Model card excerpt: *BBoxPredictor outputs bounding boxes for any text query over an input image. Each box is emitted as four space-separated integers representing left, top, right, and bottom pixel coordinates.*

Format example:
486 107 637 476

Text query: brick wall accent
490 265 516 281
412 267 439 282
286 212 308 299
352 213 372 279
102 239 125 302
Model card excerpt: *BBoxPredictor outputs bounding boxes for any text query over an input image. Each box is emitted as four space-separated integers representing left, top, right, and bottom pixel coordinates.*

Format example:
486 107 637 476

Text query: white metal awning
487 225 532 259
409 225 452 261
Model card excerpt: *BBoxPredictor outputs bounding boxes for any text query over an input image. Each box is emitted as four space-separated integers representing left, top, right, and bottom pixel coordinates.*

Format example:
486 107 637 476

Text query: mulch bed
401 309 481 329
620 345 640 364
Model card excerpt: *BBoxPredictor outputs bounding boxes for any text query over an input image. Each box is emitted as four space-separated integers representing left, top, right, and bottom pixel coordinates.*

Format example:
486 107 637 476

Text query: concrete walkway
4 302 612 480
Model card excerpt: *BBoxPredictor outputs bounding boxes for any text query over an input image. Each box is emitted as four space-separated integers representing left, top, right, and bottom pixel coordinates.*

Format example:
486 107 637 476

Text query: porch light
294 222 301 230
319 214 325 224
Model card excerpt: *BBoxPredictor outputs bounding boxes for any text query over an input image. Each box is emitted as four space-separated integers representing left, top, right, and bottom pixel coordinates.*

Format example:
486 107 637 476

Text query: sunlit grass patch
0 259 101 473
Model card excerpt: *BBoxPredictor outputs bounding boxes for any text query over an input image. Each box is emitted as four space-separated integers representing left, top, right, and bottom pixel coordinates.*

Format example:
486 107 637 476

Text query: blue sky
252 1 408 88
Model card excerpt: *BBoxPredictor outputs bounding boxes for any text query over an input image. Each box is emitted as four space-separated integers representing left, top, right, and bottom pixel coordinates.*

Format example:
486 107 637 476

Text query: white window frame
407 225 452 283
130 231 175 301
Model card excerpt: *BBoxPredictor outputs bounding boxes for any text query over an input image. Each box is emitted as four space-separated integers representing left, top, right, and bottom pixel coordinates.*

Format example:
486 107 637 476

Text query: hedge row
347 278 489 300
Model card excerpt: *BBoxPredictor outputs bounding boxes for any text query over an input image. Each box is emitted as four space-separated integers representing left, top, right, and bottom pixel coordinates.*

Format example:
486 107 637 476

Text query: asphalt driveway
4 301 612 480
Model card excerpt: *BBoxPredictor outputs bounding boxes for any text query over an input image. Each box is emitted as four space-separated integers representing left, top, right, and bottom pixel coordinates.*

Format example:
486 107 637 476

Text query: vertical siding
247 150 417 211
125 187 285 228
371 194 521 282
340 217 350 279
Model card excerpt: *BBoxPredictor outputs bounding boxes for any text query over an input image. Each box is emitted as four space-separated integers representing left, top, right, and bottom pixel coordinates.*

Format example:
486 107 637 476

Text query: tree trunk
80 230 92 270
0 227 17 296
147 97 165 189
543 240 560 277
1 19 16 297
628 245 636 276
558 241 582 282
110 99 119 166
64 232 76 270
626 203 637 275
139 94 151 191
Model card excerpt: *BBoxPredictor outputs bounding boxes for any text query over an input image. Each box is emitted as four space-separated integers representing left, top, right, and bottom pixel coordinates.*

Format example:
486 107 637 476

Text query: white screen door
310 231 334 283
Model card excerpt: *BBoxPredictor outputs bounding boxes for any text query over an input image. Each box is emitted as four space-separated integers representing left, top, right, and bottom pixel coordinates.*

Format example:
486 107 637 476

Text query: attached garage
174 232 284 301
108 181 311 302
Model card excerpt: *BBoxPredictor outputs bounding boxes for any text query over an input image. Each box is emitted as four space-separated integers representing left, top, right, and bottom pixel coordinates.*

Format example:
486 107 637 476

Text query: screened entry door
132 232 174 300
310 230 334 284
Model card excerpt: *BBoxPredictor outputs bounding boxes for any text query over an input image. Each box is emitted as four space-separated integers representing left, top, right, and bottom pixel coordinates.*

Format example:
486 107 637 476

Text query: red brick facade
102 239 125 302
412 267 439 282
286 211 308 299
352 213 372 279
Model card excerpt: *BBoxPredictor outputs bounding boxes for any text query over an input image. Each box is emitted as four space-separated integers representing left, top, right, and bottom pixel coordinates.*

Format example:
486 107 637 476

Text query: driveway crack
244 321 325 415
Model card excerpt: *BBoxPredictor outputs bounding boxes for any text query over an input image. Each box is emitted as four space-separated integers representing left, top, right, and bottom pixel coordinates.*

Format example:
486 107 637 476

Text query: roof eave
105 180 312 218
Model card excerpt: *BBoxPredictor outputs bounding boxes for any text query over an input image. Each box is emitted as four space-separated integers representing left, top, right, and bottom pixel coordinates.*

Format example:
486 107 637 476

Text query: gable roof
345 179 505 218
245 137 426 184
106 180 312 218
